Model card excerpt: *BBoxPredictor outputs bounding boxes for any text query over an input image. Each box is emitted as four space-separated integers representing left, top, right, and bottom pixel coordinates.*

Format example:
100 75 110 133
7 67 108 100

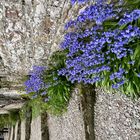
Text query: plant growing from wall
24 51 74 115
42 50 74 115
0 110 20 128
58 0 140 98
24 0 140 117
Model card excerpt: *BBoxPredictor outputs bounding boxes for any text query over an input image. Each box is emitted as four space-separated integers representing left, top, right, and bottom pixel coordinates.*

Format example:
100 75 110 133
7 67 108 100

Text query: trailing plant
20 97 43 120
23 0 140 117
42 50 74 115
58 0 140 98
0 110 20 128
24 51 74 115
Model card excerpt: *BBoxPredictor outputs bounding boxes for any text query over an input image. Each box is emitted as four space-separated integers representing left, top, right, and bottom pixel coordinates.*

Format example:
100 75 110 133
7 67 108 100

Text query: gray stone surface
0 89 25 114
20 120 26 140
3 102 24 110
4 133 9 140
9 126 14 140
30 116 42 140
14 121 19 140
0 0 81 78
0 109 9 114
48 90 86 140
0 0 140 140
94 89 140 140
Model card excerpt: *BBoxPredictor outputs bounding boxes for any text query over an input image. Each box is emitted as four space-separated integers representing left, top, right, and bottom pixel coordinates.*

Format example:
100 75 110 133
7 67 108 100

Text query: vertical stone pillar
21 120 26 140
14 121 19 140
3 127 10 140
47 85 96 140
30 116 41 140
47 89 86 140
9 126 14 140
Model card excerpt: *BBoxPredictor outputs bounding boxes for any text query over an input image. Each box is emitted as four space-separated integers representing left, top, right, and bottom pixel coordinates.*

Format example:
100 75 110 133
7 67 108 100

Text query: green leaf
134 45 140 59
119 24 127 30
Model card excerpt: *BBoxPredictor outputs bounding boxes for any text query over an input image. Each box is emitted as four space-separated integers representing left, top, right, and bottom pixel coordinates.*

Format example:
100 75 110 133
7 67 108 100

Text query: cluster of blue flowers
119 10 140 25
71 0 89 5
70 0 110 5
24 66 47 98
65 3 117 29
24 1 140 99
59 3 140 90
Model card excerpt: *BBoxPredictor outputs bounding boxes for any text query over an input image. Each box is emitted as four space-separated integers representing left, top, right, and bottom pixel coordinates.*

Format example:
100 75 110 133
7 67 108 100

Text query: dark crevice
0 77 2 89
22 0 25 5
81 84 96 140
0 56 3 68
31 0 34 5
25 107 32 140
12 126 15 140
41 112 50 140
17 121 21 140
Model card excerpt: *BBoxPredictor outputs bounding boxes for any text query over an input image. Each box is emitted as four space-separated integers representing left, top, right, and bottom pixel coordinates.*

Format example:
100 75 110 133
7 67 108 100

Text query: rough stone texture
0 109 9 114
3 102 24 110
94 89 140 140
0 0 82 112
0 1 91 140
3 128 10 140
0 89 25 98
48 89 86 140
0 0 140 140
0 89 25 114
30 116 42 140
0 0 81 79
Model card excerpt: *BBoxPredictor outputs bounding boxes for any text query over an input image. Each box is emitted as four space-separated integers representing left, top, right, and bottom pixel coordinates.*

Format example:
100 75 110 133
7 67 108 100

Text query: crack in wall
25 107 32 140
41 113 49 140
81 84 96 140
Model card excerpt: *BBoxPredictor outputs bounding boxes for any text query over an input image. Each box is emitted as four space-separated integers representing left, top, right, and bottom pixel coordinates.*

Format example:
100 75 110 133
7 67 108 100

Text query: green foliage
23 50 74 116
124 0 140 9
20 98 43 120
42 50 74 115
94 3 140 98
0 110 20 128
22 1 140 119
0 115 10 128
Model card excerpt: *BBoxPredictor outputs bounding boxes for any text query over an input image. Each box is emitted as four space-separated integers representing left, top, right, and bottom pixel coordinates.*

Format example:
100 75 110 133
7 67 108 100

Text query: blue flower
71 0 89 5
58 2 140 93
44 98 49 102
24 66 47 94
137 73 140 78
112 80 125 89
65 3 116 30
119 10 140 25
41 91 47 96
110 68 125 80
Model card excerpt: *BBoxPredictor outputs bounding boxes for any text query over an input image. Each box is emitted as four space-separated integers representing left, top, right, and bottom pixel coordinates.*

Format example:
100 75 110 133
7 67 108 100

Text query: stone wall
95 90 140 140
0 0 81 79
0 0 140 140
